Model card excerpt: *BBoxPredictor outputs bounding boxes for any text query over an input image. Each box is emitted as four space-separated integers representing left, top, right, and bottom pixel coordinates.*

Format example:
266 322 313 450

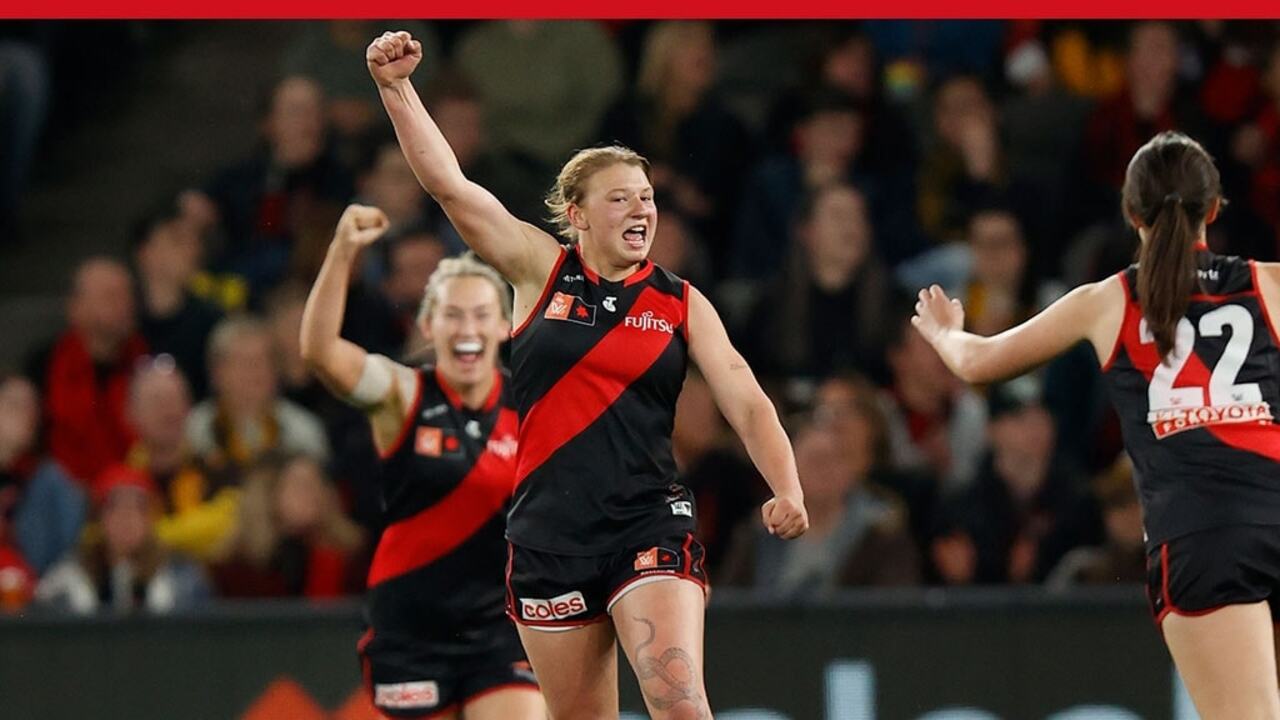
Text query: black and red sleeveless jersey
1102 249 1280 547
366 366 519 646
507 245 694 555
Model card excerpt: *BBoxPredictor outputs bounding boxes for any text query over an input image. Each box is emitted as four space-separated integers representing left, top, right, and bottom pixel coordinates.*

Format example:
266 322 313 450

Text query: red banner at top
3 0 1278 19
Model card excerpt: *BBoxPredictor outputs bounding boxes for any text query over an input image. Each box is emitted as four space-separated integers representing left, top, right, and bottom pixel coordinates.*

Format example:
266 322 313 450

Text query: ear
417 315 434 345
567 203 589 232
1205 197 1222 225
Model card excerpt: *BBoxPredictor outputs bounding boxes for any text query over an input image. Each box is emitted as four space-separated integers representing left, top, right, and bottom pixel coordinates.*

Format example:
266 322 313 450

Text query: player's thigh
517 621 619 720
611 577 710 720
1165 603 1280 720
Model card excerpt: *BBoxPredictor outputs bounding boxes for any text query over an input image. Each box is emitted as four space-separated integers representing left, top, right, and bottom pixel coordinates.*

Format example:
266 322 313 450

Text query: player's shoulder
647 261 687 297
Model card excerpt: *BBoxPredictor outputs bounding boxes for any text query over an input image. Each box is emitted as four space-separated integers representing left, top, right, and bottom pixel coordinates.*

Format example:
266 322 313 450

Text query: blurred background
0 18 1278 719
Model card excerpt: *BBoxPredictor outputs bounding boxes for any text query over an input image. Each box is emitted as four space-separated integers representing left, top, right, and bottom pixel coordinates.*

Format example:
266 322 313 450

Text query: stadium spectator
1047 455 1146 588
211 454 365 598
1000 37 1093 267
36 466 211 614
264 283 381 527
961 205 1064 337
186 316 330 476
880 310 988 490
744 183 897 392
757 29 921 190
454 21 623 222
0 40 49 242
720 419 919 595
598 21 752 267
455 21 622 171
27 257 147 485
814 374 937 557
101 357 238 562
131 200 224 400
381 230 447 353
1226 41 1280 257
915 74 1006 251
939 379 1102 584
281 21 440 146
191 75 353 300
0 373 85 576
1083 23 1202 214
732 90 867 281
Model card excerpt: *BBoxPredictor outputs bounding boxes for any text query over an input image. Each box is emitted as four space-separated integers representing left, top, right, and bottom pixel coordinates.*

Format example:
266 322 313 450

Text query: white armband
348 355 394 407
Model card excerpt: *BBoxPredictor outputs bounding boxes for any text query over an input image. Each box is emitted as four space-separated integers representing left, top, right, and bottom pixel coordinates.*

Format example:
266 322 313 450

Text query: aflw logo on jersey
624 310 674 334
1149 402 1273 439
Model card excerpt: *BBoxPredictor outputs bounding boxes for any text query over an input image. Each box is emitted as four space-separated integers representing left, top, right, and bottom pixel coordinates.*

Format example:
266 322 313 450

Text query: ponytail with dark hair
1136 194 1198 357
1121 132 1222 360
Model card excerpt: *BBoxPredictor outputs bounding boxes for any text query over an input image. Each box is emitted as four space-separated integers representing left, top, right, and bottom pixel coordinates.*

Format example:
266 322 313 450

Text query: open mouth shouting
623 224 648 250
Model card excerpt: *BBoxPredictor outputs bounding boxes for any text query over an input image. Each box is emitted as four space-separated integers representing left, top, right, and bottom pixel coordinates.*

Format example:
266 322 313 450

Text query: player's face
425 276 509 388
577 163 657 268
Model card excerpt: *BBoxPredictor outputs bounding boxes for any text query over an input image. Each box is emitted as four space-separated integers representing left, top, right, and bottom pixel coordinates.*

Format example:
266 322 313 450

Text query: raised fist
367 30 423 88
334 204 390 248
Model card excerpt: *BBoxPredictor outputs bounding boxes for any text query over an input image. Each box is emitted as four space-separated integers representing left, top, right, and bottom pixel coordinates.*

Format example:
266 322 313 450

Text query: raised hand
366 30 423 88
911 284 966 346
334 204 390 249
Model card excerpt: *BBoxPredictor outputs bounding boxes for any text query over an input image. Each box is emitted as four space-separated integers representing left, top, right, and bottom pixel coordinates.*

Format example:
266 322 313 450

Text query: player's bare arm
366 30 558 299
299 204 417 450
686 285 807 539
912 275 1127 385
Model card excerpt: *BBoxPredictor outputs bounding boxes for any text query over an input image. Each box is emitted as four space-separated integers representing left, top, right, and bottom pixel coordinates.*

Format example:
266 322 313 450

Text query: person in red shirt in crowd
26 257 148 486
210 453 365 598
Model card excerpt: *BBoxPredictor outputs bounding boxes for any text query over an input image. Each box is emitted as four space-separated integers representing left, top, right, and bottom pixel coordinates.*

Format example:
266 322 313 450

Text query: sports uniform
505 245 707 630
359 367 536 717
1102 247 1280 623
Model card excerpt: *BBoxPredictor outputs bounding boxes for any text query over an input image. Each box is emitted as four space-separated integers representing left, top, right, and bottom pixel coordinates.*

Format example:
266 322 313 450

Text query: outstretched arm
367 30 557 289
686 286 808 539
912 276 1125 385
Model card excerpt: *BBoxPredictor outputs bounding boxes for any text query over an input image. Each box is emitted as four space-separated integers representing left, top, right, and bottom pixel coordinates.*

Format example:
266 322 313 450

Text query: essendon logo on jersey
624 310 675 334
634 547 680 572
1148 402 1274 439
414 427 443 457
520 590 587 621
545 292 596 326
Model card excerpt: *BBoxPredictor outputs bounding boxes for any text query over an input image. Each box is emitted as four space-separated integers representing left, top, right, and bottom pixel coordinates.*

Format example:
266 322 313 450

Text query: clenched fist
367 30 423 88
334 204 390 249
761 494 808 539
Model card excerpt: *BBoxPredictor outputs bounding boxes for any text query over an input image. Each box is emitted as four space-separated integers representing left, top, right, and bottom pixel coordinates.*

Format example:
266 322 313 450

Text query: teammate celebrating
300 205 543 720
914 131 1280 720
368 30 807 720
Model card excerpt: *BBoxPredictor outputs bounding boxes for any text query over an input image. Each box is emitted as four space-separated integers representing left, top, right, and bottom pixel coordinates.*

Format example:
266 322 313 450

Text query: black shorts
1147 524 1280 625
358 619 537 718
505 532 708 631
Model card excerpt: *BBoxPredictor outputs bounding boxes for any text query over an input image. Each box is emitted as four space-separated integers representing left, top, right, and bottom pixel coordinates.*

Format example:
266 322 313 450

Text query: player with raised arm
914 131 1280 720
368 30 807 720
301 205 543 720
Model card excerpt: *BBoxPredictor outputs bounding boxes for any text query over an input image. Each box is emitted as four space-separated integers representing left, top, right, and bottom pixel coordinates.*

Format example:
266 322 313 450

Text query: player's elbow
298 334 329 369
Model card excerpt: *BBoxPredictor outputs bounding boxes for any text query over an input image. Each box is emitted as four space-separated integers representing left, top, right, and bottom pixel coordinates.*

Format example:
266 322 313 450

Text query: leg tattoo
631 616 708 718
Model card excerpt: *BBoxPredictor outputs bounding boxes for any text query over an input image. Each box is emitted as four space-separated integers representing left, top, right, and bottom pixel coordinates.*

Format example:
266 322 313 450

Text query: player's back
1103 248 1280 548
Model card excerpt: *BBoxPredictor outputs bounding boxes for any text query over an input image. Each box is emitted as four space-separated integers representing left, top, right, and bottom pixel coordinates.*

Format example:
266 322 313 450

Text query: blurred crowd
2 19 1279 613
